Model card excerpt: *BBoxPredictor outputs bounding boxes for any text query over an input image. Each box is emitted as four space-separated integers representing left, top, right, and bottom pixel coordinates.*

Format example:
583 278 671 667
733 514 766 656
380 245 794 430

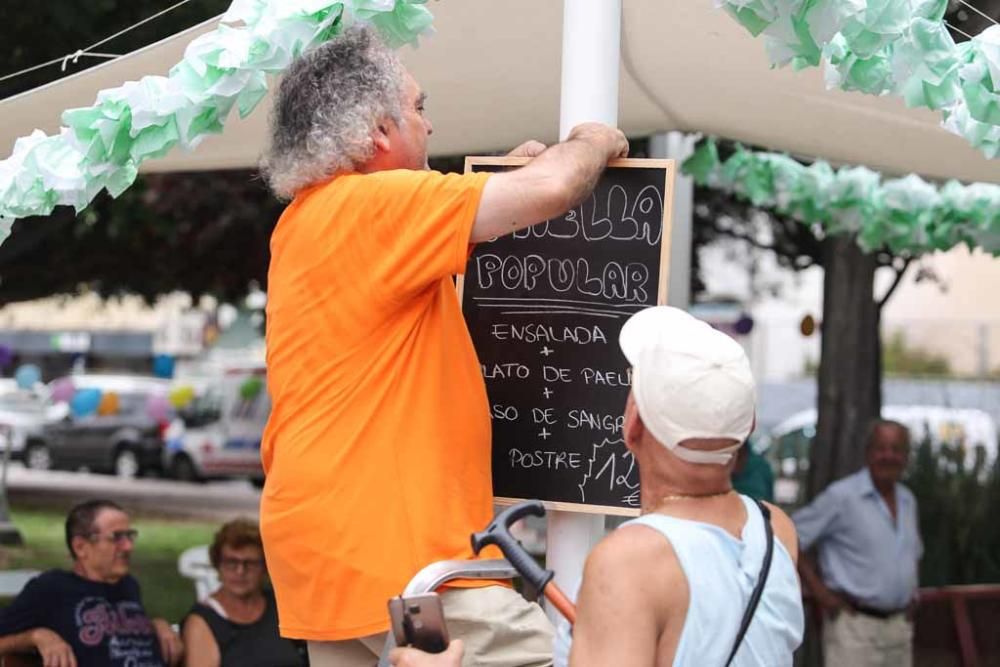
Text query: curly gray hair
262 26 406 199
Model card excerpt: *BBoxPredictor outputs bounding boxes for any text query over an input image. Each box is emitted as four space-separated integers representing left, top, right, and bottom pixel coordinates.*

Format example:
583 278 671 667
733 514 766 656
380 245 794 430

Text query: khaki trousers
823 611 913 667
308 585 554 667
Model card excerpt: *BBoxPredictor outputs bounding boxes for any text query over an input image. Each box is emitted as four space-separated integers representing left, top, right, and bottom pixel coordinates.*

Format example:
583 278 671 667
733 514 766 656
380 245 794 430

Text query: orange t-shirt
261 169 497 640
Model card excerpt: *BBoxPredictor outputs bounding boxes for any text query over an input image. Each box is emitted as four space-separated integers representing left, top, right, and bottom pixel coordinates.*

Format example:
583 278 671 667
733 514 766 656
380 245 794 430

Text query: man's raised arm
470 122 629 243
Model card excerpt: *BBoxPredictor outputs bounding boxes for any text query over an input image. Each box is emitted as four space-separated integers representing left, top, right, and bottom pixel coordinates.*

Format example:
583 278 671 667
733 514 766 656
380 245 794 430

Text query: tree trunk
808 236 882 500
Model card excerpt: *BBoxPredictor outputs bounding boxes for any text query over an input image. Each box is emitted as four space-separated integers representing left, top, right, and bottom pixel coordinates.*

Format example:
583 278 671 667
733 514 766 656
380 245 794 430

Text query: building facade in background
0 293 214 379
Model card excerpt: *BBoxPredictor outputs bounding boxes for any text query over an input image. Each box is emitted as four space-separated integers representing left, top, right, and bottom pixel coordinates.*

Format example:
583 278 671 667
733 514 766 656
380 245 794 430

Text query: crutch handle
471 501 553 594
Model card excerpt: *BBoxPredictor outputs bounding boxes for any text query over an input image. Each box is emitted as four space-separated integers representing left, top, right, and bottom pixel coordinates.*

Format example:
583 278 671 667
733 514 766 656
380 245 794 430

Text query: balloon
14 364 41 390
239 376 264 401
70 388 102 418
0 345 13 369
97 391 120 416
168 385 195 409
152 354 175 379
146 393 172 422
50 377 76 403
733 314 755 335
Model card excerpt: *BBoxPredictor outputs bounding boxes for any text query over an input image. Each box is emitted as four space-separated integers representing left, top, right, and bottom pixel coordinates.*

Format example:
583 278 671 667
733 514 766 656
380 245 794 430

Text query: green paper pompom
716 0 1000 160
0 0 435 241
687 137 1000 256
681 139 721 184
722 1 779 37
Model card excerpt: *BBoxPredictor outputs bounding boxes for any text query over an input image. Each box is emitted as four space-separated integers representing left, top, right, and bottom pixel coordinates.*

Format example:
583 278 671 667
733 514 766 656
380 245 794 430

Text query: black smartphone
388 593 450 654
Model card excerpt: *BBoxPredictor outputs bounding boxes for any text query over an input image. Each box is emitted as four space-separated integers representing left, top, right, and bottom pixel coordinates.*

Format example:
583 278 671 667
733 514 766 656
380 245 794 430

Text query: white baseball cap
619 306 756 465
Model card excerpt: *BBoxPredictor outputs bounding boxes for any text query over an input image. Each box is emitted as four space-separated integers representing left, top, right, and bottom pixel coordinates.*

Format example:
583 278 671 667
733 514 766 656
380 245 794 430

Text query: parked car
0 389 65 465
163 367 268 485
767 405 999 506
25 374 171 478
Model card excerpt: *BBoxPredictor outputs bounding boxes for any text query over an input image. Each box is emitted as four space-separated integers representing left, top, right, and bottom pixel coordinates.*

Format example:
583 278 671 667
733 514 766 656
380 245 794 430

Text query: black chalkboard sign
460 157 675 514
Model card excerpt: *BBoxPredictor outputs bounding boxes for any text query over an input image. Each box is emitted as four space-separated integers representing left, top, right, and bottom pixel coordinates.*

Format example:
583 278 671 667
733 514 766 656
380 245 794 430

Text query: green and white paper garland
718 0 1000 160
683 138 1000 255
3 0 998 257
0 0 434 242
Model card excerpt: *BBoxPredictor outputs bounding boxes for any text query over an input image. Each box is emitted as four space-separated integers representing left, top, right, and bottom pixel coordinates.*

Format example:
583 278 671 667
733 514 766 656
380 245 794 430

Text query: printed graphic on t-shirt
75 597 160 666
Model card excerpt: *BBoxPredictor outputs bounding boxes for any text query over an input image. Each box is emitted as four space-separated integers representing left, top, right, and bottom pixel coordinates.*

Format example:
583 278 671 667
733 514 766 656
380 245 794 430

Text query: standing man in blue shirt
793 419 922 667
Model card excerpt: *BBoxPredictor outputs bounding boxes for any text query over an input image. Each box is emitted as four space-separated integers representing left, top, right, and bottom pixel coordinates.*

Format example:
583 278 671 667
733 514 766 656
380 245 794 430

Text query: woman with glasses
182 519 306 667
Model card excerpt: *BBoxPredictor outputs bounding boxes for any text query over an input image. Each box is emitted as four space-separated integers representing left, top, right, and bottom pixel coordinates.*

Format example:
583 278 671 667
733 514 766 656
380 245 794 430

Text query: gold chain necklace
660 489 734 502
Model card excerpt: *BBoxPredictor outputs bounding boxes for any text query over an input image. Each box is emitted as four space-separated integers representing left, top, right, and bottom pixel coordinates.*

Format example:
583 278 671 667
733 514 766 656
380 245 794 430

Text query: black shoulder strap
725 499 774 667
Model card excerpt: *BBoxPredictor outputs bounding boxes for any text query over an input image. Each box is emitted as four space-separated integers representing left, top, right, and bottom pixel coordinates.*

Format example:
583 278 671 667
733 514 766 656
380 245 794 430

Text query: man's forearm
798 552 833 599
532 137 612 211
0 630 40 654
471 123 626 242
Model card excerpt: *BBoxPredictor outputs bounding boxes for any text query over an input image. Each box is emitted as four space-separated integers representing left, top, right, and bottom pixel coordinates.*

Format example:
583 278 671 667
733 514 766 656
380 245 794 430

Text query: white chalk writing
489 322 609 344
475 254 650 303
509 448 582 470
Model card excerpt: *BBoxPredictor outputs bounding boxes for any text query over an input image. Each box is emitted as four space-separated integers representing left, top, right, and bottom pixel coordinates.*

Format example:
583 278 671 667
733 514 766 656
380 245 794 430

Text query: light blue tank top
554 495 803 666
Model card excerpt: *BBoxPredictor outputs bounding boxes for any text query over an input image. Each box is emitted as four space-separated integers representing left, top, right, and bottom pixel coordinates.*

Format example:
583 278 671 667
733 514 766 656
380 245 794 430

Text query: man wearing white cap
552 306 804 666
391 307 806 666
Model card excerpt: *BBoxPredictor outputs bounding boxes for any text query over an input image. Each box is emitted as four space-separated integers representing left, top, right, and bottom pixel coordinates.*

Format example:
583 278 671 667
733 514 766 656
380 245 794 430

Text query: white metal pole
545 0 622 625
0 431 23 545
559 0 622 139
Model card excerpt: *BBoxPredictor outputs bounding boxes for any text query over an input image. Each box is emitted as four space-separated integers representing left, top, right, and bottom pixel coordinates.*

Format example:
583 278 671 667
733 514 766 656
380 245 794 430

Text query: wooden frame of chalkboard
460 157 675 516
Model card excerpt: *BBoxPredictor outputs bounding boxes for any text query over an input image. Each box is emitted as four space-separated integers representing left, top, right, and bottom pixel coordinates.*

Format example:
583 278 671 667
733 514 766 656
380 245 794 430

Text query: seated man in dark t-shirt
0 499 183 667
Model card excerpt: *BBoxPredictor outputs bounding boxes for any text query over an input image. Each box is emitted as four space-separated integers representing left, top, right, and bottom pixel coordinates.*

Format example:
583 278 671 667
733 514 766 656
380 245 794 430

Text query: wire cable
0 0 198 84
955 0 1000 27
944 21 976 40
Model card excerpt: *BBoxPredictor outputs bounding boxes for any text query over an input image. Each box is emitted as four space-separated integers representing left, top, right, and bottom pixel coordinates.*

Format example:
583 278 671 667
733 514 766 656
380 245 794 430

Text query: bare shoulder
181 612 220 667
572 524 682 665
589 522 679 566
182 608 206 626
182 612 217 649
584 523 686 602
574 523 687 647
762 502 798 563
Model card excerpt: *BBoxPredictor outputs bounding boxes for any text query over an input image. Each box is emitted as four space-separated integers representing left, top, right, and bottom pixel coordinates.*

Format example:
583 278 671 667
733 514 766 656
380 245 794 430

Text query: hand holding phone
388 593 450 654
388 639 464 667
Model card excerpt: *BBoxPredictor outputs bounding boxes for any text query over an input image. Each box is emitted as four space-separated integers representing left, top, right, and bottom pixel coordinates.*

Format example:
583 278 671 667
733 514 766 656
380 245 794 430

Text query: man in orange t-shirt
260 25 628 667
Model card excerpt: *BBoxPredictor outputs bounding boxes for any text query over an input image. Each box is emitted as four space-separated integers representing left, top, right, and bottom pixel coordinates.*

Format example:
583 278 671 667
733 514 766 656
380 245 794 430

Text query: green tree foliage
908 439 1000 586
0 171 282 305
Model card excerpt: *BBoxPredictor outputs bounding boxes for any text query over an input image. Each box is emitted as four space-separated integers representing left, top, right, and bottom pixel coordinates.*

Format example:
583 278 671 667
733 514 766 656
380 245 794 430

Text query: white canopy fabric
2 0 998 184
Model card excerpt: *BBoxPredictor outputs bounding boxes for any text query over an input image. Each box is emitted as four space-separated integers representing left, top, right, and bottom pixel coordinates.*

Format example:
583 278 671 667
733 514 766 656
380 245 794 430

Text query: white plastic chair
0 569 40 598
178 545 220 600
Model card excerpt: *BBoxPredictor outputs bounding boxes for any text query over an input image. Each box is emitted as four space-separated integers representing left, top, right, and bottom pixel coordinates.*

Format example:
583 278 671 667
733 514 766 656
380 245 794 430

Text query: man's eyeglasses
88 529 139 545
219 557 265 573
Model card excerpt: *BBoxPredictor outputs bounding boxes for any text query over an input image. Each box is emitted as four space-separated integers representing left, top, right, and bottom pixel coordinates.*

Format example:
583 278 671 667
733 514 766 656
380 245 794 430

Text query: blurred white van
162 366 268 485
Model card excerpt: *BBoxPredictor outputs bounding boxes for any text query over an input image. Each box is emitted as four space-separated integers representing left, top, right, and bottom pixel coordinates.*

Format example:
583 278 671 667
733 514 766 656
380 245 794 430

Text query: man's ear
71 535 88 560
623 394 645 451
372 122 391 153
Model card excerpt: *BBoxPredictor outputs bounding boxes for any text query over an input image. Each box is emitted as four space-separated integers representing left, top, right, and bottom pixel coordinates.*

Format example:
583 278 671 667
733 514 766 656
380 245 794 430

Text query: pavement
3 466 261 520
